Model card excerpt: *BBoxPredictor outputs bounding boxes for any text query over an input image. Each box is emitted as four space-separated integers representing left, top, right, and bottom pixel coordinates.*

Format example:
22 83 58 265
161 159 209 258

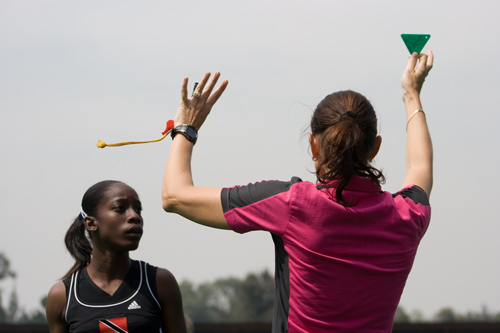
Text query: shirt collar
317 176 381 193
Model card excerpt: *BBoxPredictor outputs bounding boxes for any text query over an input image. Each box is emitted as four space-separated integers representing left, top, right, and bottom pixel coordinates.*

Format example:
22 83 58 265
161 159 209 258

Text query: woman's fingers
405 52 419 74
415 51 433 76
193 72 211 97
181 77 189 102
426 50 434 71
415 53 429 76
175 71 228 130
203 72 221 97
207 79 228 109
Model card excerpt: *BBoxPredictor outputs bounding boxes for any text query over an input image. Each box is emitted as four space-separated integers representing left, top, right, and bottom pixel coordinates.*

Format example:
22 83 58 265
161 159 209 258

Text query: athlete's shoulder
393 184 430 206
47 281 66 303
155 267 177 285
155 267 182 307
221 177 306 211
46 281 67 331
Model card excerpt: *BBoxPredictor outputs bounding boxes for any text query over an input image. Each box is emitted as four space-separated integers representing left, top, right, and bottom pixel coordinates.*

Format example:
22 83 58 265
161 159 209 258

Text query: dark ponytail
62 216 92 279
311 90 385 206
61 180 122 279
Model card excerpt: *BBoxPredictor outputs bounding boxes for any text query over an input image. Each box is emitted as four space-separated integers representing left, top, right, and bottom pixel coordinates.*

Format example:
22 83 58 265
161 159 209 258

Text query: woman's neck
86 252 131 296
87 250 131 281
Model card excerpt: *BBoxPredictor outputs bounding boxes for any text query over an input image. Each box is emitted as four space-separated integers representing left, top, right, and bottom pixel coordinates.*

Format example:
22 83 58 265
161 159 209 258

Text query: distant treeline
0 252 499 325
180 269 500 324
0 253 46 324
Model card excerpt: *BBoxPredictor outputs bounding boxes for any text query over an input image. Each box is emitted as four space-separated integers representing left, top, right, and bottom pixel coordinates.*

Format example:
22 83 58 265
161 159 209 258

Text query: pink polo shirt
221 176 430 332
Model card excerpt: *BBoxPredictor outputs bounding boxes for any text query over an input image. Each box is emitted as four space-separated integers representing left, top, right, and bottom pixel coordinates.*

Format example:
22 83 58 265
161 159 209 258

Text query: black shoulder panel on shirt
394 185 430 206
221 177 302 213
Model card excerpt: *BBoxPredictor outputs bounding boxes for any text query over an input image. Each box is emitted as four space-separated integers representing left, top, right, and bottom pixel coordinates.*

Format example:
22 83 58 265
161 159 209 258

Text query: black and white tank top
63 260 163 333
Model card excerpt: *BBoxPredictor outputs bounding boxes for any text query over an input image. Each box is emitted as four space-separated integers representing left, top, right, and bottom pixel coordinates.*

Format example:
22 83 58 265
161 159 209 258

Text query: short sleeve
393 185 431 237
221 177 302 235
395 185 430 206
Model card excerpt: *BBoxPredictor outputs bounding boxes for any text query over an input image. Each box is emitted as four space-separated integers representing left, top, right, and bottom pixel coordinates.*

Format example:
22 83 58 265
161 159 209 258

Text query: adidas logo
127 300 141 310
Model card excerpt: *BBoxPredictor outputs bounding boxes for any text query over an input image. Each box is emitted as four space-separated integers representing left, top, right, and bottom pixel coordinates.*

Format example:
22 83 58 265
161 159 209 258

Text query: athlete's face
89 183 144 252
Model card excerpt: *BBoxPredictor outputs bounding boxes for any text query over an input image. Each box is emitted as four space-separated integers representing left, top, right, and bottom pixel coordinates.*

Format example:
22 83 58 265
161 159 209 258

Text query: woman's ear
84 217 97 232
369 135 382 161
309 133 319 160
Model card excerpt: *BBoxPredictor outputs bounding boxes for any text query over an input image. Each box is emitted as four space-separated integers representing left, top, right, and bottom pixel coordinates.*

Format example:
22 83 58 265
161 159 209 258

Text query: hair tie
97 120 175 148
345 111 357 119
78 207 88 222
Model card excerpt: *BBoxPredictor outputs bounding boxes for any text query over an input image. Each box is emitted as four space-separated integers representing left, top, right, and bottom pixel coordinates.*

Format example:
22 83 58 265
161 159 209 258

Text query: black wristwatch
171 124 198 145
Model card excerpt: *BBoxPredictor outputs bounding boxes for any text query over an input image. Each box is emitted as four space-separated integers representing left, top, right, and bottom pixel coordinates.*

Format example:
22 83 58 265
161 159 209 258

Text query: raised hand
175 72 228 130
401 51 433 101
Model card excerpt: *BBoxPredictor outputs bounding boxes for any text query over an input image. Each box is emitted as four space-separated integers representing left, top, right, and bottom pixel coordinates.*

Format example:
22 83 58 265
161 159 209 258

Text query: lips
126 226 143 237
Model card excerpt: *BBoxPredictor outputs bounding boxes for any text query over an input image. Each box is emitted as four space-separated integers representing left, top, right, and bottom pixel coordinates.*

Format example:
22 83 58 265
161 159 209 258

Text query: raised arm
401 51 434 197
162 72 230 229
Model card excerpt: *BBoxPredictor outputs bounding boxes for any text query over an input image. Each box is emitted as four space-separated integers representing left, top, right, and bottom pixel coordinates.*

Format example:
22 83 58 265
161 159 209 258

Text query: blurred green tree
0 252 16 323
393 306 411 323
180 270 274 323
434 307 457 322
0 252 46 324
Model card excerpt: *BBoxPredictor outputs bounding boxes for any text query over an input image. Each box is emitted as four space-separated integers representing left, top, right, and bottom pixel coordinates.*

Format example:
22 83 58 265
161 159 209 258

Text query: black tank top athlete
63 260 163 333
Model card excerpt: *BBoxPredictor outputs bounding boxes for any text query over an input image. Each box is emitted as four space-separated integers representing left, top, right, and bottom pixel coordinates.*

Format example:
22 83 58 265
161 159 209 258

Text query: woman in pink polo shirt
162 51 433 332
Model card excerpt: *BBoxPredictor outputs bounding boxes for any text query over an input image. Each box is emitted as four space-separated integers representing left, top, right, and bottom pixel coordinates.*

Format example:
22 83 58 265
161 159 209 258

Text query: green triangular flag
401 34 431 54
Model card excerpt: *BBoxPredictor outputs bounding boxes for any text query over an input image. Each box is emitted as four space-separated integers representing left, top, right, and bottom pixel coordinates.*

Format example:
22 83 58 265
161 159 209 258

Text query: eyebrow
111 198 142 206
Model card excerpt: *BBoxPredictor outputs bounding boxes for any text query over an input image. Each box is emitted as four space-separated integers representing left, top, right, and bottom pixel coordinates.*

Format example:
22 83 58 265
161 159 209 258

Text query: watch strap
171 124 198 145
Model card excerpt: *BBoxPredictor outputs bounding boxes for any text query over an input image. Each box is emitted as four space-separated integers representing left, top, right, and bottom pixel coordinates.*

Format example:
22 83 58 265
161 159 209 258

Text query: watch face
187 126 198 139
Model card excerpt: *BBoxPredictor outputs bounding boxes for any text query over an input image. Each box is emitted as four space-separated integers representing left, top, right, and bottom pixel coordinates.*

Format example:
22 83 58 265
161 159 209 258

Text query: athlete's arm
46 281 69 333
162 72 230 229
156 268 187 333
401 51 434 197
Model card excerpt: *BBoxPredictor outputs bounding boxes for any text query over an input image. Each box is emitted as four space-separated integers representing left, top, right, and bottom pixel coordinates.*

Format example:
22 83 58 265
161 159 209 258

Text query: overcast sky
1 0 499 319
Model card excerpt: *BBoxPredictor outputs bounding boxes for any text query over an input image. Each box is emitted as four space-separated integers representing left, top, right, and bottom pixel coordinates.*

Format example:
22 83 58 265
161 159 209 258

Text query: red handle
162 120 175 135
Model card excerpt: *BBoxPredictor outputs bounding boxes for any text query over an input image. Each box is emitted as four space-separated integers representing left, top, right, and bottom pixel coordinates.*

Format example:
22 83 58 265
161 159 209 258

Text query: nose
127 208 142 224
